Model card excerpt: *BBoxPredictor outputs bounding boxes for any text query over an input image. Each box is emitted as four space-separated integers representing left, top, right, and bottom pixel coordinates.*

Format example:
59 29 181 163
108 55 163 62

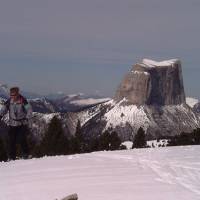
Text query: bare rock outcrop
60 193 78 200
115 59 185 105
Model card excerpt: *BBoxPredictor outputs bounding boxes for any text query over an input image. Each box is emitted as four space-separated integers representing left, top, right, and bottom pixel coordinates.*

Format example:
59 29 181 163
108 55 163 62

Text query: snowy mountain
44 92 67 100
0 88 110 140
193 102 200 114
29 98 58 113
79 59 200 141
53 93 111 112
186 97 199 108
0 84 9 98
0 83 110 113
80 99 200 141
0 97 5 109
0 64 200 142
30 112 73 141
28 94 110 113
1 146 200 200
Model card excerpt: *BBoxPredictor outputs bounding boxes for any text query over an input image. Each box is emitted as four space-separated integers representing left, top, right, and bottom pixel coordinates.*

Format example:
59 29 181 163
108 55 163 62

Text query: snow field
0 146 200 200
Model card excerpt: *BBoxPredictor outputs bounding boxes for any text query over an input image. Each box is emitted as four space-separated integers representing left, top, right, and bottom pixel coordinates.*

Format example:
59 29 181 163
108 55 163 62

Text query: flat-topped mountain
115 59 185 105
81 59 200 140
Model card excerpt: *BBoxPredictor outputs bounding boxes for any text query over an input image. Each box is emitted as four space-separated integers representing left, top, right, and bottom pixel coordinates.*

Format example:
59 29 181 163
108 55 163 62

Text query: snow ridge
71 98 110 106
104 99 150 131
186 97 199 108
142 58 179 67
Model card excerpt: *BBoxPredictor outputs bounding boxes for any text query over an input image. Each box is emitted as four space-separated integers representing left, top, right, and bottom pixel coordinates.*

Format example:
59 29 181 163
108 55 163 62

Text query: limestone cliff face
115 59 186 105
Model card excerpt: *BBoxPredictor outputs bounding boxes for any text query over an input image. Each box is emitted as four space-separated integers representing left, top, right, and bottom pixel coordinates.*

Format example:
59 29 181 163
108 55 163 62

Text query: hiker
0 87 32 160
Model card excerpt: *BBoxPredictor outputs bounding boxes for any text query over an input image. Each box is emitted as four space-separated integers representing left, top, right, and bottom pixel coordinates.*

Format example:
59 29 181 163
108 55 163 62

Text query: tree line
0 116 200 162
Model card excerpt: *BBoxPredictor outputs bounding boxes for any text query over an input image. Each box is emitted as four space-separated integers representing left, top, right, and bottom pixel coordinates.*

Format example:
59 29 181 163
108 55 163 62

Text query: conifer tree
70 120 86 153
132 127 146 148
178 132 192 145
87 137 99 152
98 130 121 151
40 116 69 156
110 131 121 150
192 128 200 144
98 130 111 151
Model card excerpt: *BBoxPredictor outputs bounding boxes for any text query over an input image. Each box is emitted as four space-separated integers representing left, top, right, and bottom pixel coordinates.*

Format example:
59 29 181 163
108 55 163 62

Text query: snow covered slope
81 99 200 140
104 99 150 131
1 146 200 200
0 84 9 98
186 97 199 108
0 97 6 110
29 98 58 113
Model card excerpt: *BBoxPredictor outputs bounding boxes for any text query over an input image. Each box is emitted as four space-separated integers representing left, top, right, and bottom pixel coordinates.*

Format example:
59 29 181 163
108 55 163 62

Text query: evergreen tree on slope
40 116 69 156
132 127 146 148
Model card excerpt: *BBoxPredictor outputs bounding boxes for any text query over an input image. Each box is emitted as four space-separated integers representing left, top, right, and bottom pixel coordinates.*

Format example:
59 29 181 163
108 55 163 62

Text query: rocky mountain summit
81 59 200 140
115 59 185 105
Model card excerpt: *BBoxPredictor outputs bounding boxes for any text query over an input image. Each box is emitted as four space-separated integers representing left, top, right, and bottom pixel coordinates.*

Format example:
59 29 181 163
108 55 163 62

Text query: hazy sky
0 0 200 98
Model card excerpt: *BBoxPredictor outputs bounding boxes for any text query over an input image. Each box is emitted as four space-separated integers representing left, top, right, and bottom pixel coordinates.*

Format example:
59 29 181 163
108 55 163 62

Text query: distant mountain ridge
54 93 110 112
0 84 110 112
0 84 42 99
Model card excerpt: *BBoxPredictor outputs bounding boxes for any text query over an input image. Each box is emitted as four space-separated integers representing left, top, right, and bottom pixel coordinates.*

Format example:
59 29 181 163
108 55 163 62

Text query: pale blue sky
0 0 200 98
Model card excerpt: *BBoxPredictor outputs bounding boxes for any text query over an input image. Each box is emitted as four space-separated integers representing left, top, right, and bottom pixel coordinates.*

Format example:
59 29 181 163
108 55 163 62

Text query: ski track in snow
100 147 200 197
0 146 200 200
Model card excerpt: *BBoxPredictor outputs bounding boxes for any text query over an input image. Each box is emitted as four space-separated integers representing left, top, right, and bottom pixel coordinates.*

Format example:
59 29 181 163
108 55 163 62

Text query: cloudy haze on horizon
0 0 200 98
